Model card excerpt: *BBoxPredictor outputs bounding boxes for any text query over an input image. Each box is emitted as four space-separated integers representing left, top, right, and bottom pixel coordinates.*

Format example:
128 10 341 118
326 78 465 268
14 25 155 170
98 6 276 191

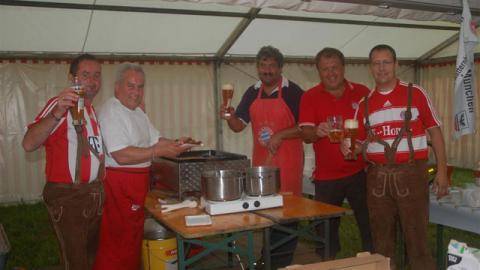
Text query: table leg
227 233 233 267
176 234 186 270
264 227 271 270
437 224 444 270
324 219 330 260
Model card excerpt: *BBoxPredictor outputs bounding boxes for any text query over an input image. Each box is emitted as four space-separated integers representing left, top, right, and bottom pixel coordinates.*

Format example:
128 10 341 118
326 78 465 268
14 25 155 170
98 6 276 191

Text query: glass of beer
70 77 85 125
344 119 358 160
222 83 234 117
327 115 343 143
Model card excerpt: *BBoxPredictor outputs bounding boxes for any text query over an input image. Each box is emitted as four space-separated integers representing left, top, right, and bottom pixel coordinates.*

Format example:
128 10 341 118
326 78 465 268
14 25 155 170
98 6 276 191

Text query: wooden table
254 194 353 269
145 191 274 270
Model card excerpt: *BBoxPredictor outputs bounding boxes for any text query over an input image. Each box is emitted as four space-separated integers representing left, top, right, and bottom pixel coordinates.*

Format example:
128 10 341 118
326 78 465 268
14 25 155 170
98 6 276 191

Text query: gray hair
115 62 145 84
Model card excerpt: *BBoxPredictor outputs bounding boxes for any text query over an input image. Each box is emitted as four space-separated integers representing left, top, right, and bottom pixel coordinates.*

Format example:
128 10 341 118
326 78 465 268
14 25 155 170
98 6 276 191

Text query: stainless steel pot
201 170 244 201
245 166 280 196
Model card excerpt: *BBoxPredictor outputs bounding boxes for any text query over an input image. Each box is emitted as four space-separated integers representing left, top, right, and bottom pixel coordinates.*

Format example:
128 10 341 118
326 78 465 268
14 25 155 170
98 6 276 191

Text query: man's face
115 69 145 110
318 56 345 92
75 60 102 103
257 57 282 86
370 49 397 88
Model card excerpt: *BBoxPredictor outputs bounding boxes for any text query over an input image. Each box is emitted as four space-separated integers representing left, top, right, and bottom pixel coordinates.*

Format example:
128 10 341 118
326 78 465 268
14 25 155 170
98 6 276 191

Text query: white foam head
344 119 358 129
222 83 234 90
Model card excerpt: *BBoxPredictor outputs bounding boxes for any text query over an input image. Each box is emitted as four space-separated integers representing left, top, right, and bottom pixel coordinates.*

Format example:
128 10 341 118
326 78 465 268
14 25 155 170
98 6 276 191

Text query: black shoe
246 259 264 270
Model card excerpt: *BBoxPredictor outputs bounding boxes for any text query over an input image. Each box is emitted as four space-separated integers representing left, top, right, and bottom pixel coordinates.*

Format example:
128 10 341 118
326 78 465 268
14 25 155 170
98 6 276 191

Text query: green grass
1 167 478 269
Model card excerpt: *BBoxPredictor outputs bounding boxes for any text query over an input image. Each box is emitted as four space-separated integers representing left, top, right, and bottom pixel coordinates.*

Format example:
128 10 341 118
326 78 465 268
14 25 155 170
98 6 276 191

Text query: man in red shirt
299 47 372 259
346 44 448 269
23 54 104 270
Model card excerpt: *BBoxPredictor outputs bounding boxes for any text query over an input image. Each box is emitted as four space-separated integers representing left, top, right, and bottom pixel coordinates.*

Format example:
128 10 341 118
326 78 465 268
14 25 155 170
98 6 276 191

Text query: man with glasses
299 47 372 260
344 44 448 269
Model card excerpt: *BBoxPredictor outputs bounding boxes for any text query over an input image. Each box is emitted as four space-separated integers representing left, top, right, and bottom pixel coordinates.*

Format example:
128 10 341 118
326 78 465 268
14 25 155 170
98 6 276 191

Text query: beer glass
221 83 234 117
327 115 343 143
344 119 359 160
70 77 85 125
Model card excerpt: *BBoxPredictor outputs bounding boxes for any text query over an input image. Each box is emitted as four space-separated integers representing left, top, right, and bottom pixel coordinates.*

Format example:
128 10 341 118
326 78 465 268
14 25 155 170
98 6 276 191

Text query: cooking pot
144 217 174 240
245 166 280 196
201 170 244 201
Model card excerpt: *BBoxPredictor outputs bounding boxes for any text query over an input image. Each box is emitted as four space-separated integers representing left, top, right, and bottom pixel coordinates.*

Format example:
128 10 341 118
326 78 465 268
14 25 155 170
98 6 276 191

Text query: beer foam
344 119 358 128
222 83 234 90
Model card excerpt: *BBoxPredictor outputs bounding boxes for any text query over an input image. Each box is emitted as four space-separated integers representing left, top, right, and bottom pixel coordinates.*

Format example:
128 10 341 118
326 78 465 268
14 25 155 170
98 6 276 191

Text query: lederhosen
362 84 435 270
42 119 105 270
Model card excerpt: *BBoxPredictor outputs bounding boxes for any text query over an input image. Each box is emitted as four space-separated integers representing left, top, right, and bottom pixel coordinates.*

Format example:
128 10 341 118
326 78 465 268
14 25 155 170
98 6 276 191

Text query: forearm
22 112 61 152
110 146 154 165
226 115 246 132
429 127 447 174
300 126 318 144
275 126 302 140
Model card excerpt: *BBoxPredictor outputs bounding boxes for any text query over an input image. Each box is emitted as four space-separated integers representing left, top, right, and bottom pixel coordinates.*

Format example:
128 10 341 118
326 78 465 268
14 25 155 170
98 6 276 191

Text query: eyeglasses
371 60 394 68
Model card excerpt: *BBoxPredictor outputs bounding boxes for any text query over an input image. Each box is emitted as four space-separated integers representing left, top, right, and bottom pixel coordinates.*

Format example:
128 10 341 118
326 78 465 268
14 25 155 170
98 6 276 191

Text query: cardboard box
280 252 390 270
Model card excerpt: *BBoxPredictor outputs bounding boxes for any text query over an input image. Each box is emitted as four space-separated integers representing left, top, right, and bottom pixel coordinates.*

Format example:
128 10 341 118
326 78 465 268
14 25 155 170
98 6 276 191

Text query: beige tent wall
0 60 215 203
4 59 474 204
421 62 480 168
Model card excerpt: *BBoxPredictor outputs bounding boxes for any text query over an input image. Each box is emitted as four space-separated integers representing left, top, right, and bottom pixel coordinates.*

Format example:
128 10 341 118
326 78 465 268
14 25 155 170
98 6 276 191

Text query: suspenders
73 118 105 185
362 83 415 165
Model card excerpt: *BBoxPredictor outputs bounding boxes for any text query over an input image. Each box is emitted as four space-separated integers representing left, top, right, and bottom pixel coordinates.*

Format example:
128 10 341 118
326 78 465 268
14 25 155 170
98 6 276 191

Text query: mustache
261 72 274 76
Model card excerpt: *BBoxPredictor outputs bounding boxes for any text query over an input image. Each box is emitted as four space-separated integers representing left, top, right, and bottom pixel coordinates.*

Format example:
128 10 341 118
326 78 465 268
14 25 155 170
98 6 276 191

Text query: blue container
0 224 10 270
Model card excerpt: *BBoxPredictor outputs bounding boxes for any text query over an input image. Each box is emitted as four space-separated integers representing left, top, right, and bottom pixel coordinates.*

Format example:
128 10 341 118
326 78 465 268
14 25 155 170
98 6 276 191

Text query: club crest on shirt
257 126 273 146
88 136 102 154
352 102 359 110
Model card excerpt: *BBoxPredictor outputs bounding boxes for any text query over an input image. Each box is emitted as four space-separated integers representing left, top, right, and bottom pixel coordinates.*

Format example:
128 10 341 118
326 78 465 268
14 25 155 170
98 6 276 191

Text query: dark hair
69 54 98 76
369 44 397 62
256 46 284 68
315 47 345 69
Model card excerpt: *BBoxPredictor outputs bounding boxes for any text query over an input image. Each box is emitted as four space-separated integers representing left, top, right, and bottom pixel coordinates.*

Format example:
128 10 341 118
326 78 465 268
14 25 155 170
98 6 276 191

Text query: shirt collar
254 76 289 93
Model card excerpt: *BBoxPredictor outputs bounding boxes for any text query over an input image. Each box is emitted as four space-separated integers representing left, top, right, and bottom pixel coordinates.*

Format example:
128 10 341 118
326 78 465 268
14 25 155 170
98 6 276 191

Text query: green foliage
0 202 59 269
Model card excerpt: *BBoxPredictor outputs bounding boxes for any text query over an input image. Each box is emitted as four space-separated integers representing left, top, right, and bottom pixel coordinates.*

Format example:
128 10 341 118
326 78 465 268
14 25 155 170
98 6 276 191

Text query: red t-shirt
27 97 104 183
356 80 441 164
299 80 370 180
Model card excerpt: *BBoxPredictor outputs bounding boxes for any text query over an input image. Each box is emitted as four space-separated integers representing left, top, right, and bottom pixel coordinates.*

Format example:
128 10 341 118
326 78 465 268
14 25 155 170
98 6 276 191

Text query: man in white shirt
94 63 190 270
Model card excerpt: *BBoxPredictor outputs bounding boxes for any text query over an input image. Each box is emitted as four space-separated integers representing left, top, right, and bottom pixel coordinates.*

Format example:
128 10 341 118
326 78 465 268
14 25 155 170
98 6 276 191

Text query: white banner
453 0 478 139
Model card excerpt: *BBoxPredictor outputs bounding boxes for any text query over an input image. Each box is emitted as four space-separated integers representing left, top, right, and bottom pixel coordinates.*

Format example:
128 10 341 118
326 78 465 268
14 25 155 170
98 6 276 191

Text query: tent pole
214 60 223 151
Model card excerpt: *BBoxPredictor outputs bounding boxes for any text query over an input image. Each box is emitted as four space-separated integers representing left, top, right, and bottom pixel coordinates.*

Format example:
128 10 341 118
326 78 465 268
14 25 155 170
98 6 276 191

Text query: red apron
93 167 150 270
250 79 304 195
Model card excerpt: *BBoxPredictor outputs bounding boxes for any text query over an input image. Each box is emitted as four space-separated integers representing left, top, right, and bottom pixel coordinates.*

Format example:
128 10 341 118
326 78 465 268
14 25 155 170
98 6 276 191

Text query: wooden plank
254 195 353 223
145 191 273 239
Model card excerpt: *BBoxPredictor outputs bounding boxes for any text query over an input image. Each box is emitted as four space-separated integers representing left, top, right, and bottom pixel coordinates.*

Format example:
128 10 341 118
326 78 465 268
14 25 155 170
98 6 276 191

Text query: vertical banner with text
453 0 478 139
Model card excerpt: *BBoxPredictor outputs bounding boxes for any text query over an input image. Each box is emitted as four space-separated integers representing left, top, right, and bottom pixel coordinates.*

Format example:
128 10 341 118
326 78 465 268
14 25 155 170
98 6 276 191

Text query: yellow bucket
142 238 178 270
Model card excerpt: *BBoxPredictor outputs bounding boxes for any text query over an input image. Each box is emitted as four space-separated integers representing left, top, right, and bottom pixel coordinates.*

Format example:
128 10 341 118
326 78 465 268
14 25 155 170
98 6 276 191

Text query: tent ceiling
0 0 478 60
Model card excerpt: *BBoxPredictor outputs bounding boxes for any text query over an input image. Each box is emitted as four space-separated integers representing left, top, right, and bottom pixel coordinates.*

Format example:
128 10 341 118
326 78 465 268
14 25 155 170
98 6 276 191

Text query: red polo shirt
299 80 370 180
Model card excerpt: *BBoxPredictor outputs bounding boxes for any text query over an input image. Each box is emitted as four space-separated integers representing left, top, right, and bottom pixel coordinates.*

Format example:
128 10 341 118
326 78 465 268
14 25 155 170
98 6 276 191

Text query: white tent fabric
0 0 479 203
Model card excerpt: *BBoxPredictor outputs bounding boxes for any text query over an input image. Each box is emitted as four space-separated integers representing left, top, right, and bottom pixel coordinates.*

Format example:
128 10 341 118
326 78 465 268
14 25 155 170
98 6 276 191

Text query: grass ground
1 167 478 269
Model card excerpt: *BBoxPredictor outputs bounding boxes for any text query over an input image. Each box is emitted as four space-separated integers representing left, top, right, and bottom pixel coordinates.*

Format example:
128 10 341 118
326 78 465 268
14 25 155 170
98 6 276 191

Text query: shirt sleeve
147 117 161 145
415 86 441 129
99 103 131 154
298 89 316 127
27 96 59 129
283 81 304 123
235 86 257 124
355 98 367 142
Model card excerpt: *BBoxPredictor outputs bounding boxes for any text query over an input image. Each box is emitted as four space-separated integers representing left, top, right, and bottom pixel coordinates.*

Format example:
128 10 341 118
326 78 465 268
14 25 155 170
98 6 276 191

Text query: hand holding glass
344 119 358 160
221 83 234 117
70 77 85 125
327 115 343 143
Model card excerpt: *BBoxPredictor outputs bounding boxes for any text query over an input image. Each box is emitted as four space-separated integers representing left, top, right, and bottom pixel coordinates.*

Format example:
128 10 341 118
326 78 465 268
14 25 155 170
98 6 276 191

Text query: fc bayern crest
257 126 273 146
352 102 359 110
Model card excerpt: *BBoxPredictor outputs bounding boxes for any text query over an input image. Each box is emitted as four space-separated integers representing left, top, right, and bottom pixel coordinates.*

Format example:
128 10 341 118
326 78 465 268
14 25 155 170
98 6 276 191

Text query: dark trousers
43 181 104 270
367 161 435 270
314 170 373 259
268 222 298 269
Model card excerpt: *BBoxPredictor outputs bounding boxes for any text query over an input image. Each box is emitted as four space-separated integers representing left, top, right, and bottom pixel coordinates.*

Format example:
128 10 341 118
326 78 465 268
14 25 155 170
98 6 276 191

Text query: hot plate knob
254 201 261 207
242 202 249 209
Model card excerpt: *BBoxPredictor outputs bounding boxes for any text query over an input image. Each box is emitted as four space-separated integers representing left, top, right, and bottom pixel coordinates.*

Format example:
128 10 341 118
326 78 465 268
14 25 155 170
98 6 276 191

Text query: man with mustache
22 54 104 270
221 46 304 269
